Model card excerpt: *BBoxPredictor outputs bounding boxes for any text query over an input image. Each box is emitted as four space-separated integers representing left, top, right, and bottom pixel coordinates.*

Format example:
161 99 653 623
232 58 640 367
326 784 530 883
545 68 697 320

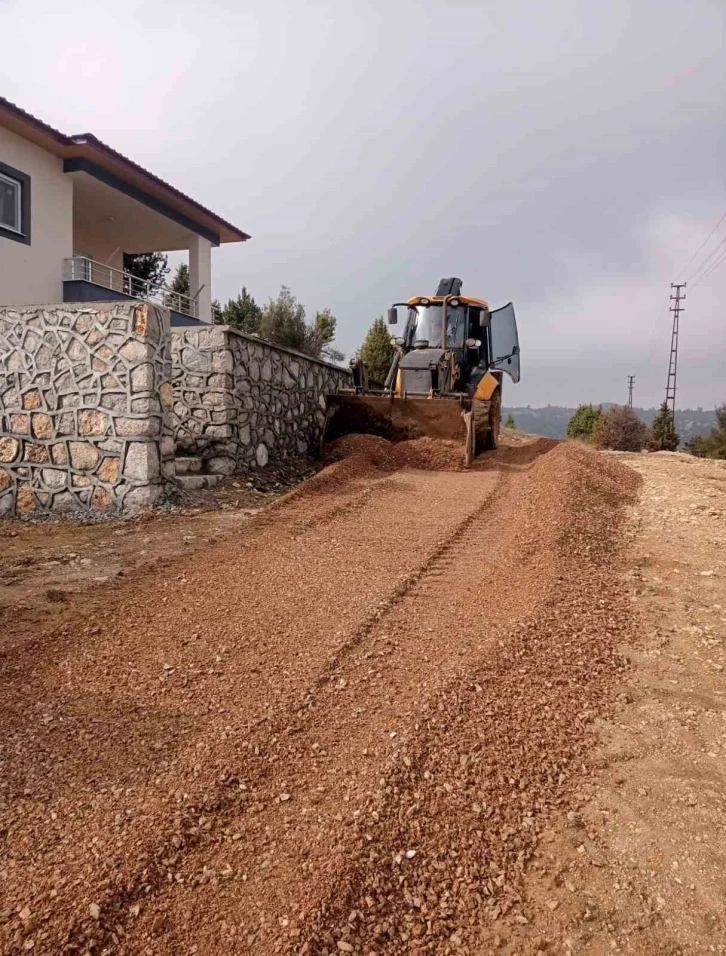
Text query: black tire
484 389 501 451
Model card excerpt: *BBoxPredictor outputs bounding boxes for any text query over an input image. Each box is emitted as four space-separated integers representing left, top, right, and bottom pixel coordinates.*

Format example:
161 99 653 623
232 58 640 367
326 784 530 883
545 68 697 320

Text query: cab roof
406 295 489 309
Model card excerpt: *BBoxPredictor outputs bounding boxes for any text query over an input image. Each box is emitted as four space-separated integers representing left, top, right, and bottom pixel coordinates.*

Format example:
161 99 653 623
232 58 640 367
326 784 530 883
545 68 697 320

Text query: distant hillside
502 405 719 442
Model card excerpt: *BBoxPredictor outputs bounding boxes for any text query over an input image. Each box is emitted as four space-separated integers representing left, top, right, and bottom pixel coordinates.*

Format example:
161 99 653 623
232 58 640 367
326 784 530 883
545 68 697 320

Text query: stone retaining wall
172 326 349 473
0 301 173 516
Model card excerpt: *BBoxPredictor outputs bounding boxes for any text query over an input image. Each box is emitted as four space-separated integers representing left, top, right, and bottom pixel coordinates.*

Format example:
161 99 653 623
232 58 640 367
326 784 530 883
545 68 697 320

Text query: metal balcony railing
63 256 199 318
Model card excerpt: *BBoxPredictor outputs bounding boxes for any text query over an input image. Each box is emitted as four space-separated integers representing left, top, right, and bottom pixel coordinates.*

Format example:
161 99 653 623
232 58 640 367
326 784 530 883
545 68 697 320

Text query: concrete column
188 234 212 323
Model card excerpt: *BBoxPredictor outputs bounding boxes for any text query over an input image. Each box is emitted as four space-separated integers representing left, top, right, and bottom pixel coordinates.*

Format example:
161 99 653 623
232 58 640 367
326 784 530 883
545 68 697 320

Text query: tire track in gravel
307 471 513 694
0 463 502 955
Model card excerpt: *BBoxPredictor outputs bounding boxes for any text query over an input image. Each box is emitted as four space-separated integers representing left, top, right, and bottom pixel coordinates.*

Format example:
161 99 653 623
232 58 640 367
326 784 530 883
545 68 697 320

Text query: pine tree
221 286 262 334
565 404 602 441
359 317 396 384
123 252 169 287
504 413 516 429
167 263 190 296
651 402 679 451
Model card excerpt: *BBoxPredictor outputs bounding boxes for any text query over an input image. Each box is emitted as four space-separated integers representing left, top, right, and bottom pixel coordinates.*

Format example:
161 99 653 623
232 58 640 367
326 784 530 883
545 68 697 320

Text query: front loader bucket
322 394 480 465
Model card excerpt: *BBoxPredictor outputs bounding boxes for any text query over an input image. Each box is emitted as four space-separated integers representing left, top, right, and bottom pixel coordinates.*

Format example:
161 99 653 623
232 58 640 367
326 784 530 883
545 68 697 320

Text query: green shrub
594 405 649 452
566 404 602 442
687 403 726 459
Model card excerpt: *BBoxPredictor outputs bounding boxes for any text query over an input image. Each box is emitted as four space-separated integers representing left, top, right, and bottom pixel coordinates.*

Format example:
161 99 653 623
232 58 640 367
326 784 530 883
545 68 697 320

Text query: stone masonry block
69 442 100 470
22 389 42 409
116 417 160 438
131 363 155 392
32 413 52 439
198 327 226 349
207 456 235 475
212 350 234 373
123 484 162 511
205 425 233 439
124 442 160 482
119 340 148 363
78 409 108 436
97 457 120 484
10 415 30 435
0 437 19 462
24 444 49 464
41 468 66 490
180 347 209 372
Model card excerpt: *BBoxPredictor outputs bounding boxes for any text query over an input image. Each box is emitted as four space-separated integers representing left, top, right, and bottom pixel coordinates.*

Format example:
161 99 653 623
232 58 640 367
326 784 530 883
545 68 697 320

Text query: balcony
62 256 205 326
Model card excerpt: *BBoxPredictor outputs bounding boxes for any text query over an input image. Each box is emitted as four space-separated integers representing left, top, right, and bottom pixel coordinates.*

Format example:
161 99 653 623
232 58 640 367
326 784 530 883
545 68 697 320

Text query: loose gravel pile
325 434 469 472
0 438 640 955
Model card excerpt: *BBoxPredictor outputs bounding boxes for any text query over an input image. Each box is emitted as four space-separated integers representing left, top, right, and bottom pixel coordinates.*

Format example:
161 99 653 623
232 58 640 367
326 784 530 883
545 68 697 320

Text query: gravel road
0 436 640 955
500 450 726 956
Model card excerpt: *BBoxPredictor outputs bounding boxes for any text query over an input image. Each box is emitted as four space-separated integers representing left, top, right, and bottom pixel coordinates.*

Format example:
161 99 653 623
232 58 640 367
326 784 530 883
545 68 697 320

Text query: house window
1 173 21 231
0 161 31 245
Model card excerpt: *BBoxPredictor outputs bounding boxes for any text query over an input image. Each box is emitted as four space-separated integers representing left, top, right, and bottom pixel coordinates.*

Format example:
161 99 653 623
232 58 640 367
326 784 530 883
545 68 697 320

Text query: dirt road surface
505 450 726 956
0 439 723 955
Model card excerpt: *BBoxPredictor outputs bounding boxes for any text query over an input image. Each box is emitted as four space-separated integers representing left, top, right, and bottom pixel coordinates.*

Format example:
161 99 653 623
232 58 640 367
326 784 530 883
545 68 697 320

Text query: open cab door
489 302 520 383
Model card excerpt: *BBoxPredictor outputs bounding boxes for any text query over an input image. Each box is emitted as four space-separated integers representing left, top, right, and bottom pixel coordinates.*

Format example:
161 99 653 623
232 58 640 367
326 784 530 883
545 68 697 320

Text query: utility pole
665 283 685 421
627 375 635 409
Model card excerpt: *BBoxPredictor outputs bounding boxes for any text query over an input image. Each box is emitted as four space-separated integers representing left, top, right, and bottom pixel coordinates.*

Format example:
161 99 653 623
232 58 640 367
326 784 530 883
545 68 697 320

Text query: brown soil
481 450 726 956
0 483 279 654
1 438 721 955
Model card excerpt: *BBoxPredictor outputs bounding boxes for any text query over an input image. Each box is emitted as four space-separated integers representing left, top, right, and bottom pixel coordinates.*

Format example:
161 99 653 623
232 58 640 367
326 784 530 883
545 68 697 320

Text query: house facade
0 97 249 325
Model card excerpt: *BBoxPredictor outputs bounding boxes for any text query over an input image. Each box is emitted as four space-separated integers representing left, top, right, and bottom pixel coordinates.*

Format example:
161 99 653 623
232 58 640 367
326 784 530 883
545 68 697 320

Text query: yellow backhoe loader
323 278 520 465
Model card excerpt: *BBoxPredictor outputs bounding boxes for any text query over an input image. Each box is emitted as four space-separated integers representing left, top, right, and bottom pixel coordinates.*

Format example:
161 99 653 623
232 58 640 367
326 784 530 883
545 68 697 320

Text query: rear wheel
484 389 501 450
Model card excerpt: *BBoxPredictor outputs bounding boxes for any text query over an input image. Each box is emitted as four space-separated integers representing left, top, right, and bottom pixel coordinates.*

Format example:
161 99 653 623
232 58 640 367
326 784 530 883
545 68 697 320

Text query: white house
0 97 249 325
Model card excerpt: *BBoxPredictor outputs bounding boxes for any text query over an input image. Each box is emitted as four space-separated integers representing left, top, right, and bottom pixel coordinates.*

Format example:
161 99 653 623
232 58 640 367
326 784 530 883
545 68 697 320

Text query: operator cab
387 295 519 385
405 299 469 350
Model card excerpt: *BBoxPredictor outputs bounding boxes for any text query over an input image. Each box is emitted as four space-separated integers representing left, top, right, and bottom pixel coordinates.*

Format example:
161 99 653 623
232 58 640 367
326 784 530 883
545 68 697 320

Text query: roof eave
0 97 250 244
69 133 250 244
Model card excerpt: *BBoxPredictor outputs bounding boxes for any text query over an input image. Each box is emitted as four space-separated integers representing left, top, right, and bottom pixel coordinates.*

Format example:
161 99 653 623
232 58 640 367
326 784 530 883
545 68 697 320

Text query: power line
690 246 726 290
627 375 635 408
686 234 726 284
676 209 726 279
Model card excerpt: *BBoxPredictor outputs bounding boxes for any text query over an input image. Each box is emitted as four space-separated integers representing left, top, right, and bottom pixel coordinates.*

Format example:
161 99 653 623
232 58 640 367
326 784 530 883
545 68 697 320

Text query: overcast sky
3 0 724 407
